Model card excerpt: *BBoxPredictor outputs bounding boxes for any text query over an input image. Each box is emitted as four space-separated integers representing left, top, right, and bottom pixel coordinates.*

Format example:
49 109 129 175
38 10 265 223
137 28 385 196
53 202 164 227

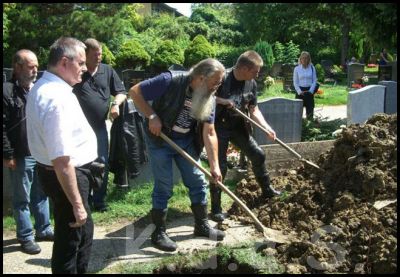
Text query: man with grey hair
3 49 54 255
26 37 98 273
211 50 281 222
129 58 226 252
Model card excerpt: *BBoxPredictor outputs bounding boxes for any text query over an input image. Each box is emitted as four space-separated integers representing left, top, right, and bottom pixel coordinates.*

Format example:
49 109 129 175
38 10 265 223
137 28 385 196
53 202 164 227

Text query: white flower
361 76 369 83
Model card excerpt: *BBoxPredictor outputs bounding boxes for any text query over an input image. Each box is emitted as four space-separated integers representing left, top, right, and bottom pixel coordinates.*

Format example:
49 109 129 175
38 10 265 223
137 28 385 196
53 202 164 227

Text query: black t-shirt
73 63 126 131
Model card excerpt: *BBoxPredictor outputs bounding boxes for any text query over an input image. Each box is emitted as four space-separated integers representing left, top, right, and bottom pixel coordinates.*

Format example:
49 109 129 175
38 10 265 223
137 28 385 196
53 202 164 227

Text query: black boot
151 209 177 252
210 186 226 222
191 203 225 241
257 175 281 198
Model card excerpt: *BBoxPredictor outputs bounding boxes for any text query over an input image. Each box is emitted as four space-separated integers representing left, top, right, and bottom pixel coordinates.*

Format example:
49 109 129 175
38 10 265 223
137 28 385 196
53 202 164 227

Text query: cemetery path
3 216 261 274
313 104 347 120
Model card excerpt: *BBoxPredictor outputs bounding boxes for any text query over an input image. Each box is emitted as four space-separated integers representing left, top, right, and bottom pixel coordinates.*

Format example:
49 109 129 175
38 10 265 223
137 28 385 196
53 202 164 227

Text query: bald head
12 49 38 88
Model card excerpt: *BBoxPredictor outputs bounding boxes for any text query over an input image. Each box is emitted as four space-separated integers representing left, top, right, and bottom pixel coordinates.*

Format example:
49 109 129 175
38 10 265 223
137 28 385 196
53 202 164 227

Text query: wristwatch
149 113 158 120
111 101 118 106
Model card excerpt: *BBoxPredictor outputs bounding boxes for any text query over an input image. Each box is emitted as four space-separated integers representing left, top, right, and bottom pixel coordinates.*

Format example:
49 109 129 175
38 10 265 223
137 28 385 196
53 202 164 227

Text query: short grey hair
12 49 37 69
84 38 102 52
235 50 263 69
188 58 225 79
48 37 86 68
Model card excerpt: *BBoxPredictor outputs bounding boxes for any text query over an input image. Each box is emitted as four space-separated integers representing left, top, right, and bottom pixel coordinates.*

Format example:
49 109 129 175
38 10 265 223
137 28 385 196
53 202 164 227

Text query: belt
37 163 54 171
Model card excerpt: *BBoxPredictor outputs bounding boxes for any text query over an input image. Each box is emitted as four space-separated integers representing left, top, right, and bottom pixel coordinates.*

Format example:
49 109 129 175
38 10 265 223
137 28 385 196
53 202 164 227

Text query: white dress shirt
293 64 317 95
26 71 97 166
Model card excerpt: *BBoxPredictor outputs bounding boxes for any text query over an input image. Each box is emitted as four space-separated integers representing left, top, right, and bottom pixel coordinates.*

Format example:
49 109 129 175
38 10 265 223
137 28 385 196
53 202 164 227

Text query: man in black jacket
129 58 226 252
3 49 53 254
210 51 281 222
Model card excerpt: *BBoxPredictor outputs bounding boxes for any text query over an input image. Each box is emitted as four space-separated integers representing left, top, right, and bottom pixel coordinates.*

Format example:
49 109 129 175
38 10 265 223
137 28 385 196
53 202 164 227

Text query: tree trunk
340 19 351 67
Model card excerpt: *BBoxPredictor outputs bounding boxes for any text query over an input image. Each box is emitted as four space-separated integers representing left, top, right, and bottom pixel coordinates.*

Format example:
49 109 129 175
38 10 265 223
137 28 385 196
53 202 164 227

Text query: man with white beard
210 51 281 222
129 58 226 252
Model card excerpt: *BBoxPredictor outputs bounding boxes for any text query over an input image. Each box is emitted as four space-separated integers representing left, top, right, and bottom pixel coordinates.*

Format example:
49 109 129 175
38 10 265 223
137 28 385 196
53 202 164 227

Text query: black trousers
295 87 315 119
37 165 93 274
215 124 268 181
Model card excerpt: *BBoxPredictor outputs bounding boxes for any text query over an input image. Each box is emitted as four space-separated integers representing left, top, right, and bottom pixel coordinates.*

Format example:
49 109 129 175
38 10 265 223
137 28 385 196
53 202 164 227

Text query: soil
228 113 397 274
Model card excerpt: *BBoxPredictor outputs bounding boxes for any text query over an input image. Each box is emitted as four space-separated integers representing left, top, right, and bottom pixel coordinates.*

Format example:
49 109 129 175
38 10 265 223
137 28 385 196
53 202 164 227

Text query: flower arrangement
226 143 240 168
264 76 275 89
316 89 324 95
351 75 369 89
361 75 369 83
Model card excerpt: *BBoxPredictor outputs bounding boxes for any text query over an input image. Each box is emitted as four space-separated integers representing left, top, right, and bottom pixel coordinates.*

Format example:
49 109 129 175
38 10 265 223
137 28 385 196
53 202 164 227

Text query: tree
153 40 184 71
184 35 215 67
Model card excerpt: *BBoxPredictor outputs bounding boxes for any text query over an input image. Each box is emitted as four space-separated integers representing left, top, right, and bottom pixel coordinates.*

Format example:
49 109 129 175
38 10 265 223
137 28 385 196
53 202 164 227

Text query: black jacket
109 99 148 179
3 80 31 159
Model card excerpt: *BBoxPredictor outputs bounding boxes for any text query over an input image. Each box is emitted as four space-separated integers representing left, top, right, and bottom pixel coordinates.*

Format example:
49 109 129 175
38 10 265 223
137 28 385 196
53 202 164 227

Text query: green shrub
153 40 184 71
285 40 300 64
102 43 116 67
215 44 249 68
115 39 150 69
254 40 275 69
273 41 285 63
316 46 341 65
184 35 215 68
314 63 325 83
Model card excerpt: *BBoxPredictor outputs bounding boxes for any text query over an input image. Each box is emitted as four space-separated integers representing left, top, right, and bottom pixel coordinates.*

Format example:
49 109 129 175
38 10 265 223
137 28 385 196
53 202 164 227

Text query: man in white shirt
26 37 97 274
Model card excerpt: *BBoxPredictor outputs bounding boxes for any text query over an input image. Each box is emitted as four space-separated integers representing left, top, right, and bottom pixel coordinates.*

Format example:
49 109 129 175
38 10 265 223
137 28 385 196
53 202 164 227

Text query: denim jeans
92 124 109 207
10 156 52 242
148 134 208 210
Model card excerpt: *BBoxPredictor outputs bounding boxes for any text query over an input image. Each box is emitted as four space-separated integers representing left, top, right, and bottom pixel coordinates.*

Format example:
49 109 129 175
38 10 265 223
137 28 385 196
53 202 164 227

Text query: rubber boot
256 175 281 198
210 186 226 222
151 209 177 252
191 203 225 241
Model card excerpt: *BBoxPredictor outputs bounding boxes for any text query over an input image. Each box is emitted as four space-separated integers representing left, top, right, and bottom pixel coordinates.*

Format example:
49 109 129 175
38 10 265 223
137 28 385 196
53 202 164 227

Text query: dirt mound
229 113 397 274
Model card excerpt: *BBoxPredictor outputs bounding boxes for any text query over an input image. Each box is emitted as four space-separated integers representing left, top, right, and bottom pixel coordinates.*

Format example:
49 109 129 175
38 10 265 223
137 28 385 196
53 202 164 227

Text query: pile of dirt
228 113 397 274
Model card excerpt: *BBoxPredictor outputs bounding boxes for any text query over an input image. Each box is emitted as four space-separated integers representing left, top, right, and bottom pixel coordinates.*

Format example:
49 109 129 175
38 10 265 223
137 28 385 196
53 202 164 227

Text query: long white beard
190 83 215 121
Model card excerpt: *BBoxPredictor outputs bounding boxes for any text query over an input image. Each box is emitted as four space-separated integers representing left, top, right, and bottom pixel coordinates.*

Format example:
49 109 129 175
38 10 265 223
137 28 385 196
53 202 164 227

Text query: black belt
37 162 54 171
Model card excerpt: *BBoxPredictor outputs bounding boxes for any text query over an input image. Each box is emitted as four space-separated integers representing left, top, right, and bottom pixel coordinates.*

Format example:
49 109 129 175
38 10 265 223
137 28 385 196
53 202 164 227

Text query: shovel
233 107 321 170
159 132 290 243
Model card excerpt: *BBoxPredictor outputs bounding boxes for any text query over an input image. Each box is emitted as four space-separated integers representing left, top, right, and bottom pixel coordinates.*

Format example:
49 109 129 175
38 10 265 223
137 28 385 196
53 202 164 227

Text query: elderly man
3 49 54 254
211 51 281 222
26 37 98 274
129 58 226 252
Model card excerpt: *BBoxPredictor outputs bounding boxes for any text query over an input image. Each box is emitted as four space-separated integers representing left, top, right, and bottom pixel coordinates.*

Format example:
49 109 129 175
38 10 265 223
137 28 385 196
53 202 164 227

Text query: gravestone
3 68 13 82
378 80 397 114
321 59 335 79
378 65 392 81
347 85 385 125
269 62 283 78
282 63 296 92
254 98 303 145
347 63 365 87
387 61 397 82
369 53 378 64
121 69 145 91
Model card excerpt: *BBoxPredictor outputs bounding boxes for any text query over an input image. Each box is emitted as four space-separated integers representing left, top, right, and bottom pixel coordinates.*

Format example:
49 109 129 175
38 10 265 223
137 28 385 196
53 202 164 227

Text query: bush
153 40 184 71
254 40 275 69
115 39 150 69
316 46 341 65
215 45 249 68
314 63 325 83
273 41 285 63
102 43 116 67
184 35 215 68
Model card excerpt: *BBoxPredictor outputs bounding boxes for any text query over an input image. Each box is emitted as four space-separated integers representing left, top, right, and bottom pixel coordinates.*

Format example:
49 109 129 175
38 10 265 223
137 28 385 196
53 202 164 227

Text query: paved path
3 217 266 274
313 104 347 121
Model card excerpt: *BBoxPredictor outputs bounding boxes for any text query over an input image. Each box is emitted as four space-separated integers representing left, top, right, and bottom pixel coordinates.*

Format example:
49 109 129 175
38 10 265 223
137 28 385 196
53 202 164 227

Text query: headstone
378 65 392 81
121 69 145 91
282 63 296 92
387 61 397 82
3 68 13 82
254 97 303 145
369 53 378 64
269 62 283 78
347 85 386 125
378 80 397 114
321 60 335 79
347 63 365 87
